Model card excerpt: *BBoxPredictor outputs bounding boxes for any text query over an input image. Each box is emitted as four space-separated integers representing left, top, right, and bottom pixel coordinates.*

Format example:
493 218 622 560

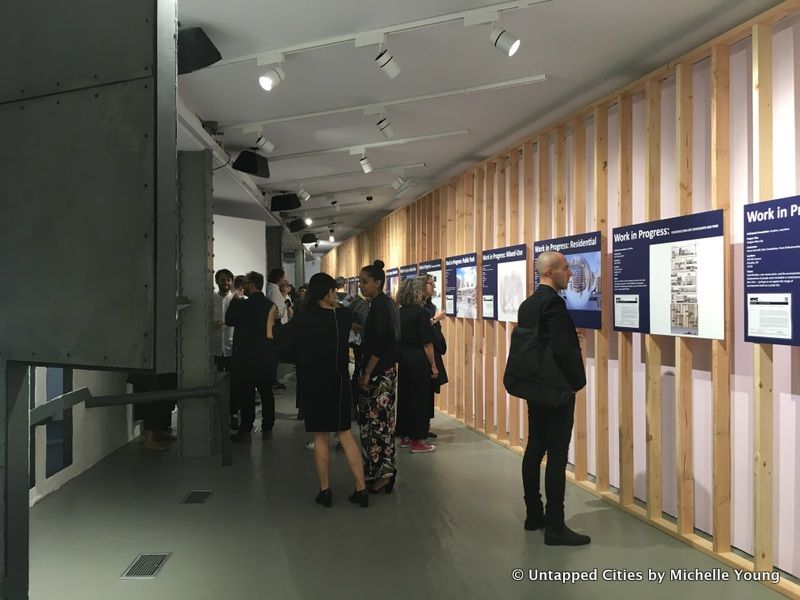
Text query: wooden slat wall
644 78 664 521
617 93 635 507
320 5 800 596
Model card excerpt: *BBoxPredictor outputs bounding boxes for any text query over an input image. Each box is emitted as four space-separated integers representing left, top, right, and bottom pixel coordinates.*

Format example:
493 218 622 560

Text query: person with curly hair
395 278 439 453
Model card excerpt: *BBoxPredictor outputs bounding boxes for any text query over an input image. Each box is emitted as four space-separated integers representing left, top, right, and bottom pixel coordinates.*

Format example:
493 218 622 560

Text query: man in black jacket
225 271 277 443
518 252 590 546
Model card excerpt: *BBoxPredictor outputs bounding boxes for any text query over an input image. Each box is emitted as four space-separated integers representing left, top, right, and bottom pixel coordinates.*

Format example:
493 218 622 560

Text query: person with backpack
510 252 590 546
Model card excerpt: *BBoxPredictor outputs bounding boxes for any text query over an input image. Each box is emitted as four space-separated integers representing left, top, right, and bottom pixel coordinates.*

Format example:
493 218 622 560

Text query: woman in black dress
358 260 402 493
422 274 448 438
395 278 439 453
296 273 368 508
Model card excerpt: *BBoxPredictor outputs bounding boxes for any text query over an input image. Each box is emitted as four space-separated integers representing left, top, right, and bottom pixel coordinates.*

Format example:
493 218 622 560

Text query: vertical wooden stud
645 78 664 520
676 62 695 535
475 166 486 432
522 141 535 446
711 43 732 554
752 22 774 573
496 156 509 443
508 152 521 448
572 116 589 482
617 93 635 507
485 162 497 437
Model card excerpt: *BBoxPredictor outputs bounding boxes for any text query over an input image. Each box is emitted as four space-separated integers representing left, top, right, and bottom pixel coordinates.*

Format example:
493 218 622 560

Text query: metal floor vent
181 490 213 504
120 553 171 579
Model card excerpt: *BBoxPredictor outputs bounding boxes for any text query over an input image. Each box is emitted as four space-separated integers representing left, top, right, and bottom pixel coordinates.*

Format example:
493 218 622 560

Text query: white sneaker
305 440 315 450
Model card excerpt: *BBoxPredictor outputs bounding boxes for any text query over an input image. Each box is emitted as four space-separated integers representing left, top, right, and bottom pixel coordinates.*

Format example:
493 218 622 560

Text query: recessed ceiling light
304 217 313 226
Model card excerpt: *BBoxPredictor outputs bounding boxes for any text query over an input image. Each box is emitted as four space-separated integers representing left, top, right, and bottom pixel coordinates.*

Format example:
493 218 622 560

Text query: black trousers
214 356 237 416
130 373 177 432
232 372 275 433
521 396 575 526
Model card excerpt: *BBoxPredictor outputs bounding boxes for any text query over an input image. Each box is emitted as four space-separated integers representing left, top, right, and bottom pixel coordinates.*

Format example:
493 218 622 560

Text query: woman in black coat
395 278 439 453
422 274 448 437
296 273 368 508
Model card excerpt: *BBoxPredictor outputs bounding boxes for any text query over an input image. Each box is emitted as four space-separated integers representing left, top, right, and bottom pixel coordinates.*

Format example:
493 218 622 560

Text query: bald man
517 251 589 546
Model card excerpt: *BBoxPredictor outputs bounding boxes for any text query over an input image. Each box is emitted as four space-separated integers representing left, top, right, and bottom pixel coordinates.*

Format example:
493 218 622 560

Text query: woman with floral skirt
357 260 402 494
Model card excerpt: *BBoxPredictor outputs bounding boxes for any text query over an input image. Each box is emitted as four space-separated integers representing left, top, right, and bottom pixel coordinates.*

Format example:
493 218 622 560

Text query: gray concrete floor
30 373 785 600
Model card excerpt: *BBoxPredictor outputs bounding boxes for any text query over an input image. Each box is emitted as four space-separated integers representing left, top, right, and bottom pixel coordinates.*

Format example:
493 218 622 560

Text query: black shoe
426 431 438 439
230 431 252 443
273 382 287 390
315 489 332 508
348 488 369 508
524 512 546 531
544 524 591 546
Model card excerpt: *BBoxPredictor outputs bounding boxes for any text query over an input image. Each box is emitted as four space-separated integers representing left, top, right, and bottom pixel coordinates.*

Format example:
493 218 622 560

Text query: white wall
29 368 136 505
213 214 266 284
305 257 321 281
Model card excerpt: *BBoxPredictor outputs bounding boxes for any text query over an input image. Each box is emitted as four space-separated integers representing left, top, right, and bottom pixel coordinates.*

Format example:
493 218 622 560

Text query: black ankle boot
524 512 546 531
315 489 332 508
544 523 591 546
348 488 369 508
524 496 546 531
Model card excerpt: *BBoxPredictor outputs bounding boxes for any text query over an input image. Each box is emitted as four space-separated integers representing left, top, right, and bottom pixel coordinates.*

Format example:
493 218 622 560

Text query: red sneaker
399 437 411 448
410 440 436 453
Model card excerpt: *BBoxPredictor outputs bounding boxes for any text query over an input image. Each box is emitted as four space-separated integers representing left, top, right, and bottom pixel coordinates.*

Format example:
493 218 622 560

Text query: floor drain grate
120 553 171 579
180 490 213 504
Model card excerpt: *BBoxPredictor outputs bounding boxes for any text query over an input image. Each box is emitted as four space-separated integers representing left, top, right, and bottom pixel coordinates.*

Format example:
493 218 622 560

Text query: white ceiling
177 0 780 257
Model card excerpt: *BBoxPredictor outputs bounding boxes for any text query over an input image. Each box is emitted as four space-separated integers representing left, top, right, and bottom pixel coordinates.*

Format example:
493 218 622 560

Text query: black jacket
362 292 401 374
225 292 276 375
516 284 586 392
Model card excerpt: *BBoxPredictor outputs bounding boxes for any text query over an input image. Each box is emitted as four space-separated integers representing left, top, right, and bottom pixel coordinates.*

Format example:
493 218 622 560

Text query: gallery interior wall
212 214 267 283
322 3 800 596
29 368 134 505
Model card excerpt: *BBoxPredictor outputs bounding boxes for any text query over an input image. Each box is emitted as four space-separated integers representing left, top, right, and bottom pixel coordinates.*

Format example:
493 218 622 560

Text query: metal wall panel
154 0 178 373
176 151 216 458
0 0 155 103
0 81 156 368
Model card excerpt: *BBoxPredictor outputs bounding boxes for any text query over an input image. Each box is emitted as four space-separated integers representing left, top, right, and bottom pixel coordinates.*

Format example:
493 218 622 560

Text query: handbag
432 323 447 356
503 302 574 407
